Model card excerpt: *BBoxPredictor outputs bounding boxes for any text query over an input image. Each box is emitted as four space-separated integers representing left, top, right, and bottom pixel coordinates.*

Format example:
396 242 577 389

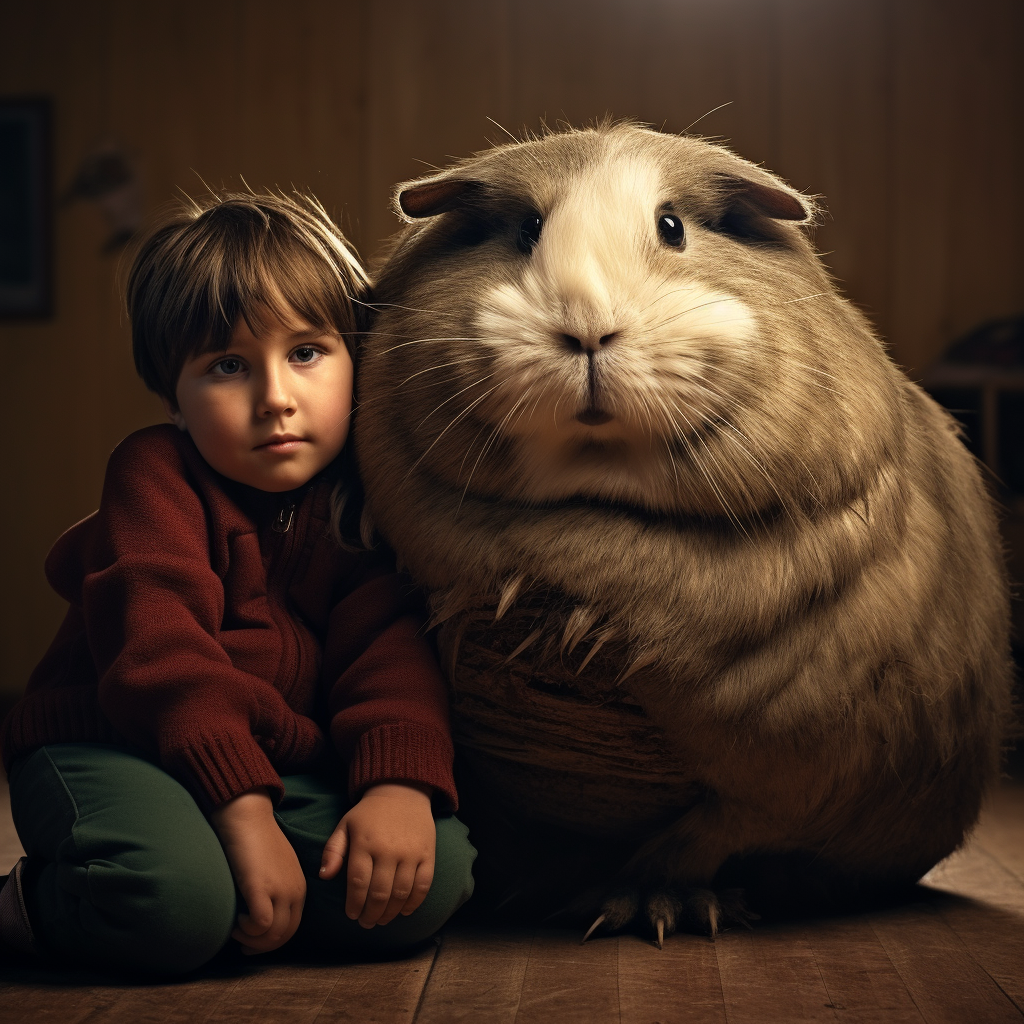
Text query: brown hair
126 189 369 404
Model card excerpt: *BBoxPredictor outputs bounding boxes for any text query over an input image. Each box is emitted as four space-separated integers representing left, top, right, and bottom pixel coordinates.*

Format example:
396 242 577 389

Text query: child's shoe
0 857 38 955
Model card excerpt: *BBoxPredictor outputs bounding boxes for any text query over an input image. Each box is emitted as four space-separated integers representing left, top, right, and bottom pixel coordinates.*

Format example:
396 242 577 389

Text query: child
0 191 475 974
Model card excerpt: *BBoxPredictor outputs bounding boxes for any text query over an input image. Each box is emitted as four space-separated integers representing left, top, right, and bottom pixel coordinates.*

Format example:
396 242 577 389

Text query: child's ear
161 396 188 432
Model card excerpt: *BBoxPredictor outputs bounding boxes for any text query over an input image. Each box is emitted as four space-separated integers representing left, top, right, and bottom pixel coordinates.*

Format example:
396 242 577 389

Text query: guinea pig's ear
714 173 815 241
397 177 482 219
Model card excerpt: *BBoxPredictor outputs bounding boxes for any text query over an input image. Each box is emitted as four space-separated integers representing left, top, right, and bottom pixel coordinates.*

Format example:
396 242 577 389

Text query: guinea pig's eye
517 214 543 254
657 213 685 248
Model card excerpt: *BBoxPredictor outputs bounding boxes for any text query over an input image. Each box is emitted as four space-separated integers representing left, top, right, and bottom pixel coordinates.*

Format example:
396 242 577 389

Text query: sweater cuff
348 723 458 813
166 731 285 811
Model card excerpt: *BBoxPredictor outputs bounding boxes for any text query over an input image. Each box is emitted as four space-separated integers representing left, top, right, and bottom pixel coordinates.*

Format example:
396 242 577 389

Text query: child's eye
292 346 321 364
213 358 243 376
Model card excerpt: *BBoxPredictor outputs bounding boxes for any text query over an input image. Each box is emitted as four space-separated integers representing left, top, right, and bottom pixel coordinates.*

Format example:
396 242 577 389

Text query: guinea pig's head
363 123 902 521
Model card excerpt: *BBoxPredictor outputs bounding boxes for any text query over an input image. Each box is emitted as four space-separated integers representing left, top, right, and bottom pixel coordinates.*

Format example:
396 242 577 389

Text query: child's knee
94 856 237 974
11 744 237 973
35 838 236 974
431 814 477 914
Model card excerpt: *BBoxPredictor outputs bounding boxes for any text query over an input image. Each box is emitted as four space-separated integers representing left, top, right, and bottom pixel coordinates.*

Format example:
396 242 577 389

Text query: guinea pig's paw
580 886 641 944
645 889 684 948
578 884 757 946
681 886 759 940
580 886 686 948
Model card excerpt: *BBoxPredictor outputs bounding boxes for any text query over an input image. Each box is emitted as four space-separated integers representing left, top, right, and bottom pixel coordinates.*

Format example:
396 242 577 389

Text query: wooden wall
1 0 1022 700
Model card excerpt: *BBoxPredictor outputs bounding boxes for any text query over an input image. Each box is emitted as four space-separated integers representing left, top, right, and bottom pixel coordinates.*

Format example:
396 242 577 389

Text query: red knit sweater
1 425 457 812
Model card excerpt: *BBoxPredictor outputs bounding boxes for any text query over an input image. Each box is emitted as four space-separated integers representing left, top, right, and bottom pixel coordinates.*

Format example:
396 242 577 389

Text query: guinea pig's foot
645 889 684 948
579 884 756 946
681 886 759 939
580 887 640 944
580 886 683 948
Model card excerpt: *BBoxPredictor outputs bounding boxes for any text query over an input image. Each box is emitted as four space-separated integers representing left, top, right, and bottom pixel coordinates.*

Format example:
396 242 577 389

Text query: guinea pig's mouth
575 407 614 427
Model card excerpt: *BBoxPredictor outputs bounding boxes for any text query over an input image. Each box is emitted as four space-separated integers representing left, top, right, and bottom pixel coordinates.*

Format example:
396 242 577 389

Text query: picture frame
0 97 51 318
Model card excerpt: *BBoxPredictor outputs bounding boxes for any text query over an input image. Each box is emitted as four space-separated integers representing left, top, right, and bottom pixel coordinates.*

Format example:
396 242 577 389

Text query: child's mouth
257 436 305 453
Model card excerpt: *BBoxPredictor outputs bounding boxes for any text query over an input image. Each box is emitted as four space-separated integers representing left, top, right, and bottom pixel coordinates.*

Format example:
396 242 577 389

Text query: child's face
165 307 353 492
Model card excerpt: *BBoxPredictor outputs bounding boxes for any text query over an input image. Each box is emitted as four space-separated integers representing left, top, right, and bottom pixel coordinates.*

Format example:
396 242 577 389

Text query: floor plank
715 925 841 1024
65 970 247 1024
803 915 926 1024
2 777 1023 1022
0 976 125 1024
922 844 1024 1015
972 784 1024 883
413 926 531 1024
310 948 438 1024
617 932 727 1024
196 956 439 1024
200 965 361 1024
512 928 620 1024
0 954 438 1024
870 900 1023 1024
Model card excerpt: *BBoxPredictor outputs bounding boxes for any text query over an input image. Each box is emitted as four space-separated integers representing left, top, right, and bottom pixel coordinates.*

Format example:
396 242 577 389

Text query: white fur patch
472 147 758 507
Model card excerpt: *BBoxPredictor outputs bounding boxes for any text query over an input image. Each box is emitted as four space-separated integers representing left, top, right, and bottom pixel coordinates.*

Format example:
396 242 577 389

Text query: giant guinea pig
354 122 1012 942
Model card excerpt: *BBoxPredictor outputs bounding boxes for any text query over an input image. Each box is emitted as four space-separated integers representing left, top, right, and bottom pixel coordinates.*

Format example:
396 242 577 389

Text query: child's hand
319 782 435 928
210 788 306 955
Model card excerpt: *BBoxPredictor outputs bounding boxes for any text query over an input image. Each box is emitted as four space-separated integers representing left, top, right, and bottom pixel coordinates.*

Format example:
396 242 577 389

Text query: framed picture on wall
0 97 51 318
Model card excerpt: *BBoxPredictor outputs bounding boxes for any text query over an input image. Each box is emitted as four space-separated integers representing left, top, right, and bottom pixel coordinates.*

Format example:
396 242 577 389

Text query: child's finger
320 823 349 880
235 887 275 937
399 857 435 918
375 860 420 926
345 848 375 921
255 893 300 953
356 860 400 928
234 892 304 954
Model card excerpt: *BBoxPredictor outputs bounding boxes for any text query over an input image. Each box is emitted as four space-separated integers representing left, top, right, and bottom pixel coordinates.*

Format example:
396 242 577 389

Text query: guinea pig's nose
561 331 619 353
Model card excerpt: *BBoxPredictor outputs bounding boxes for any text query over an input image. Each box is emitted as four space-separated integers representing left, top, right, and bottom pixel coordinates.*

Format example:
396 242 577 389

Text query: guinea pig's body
355 123 1012 939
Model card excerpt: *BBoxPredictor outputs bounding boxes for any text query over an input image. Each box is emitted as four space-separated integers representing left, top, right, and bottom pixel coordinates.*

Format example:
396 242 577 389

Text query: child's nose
256 368 296 416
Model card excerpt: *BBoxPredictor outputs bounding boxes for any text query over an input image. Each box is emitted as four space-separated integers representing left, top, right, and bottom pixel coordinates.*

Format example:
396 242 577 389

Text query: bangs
192 205 365 354
128 191 369 399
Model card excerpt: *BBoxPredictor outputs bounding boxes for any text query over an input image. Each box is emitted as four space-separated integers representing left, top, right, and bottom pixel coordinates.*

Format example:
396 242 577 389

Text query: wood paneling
362 0 515 252
890 0 1024 375
773 0 893 338
1 0 1022 701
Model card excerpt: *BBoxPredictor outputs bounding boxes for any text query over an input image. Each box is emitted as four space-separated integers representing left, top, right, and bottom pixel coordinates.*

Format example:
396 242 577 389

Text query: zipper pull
272 501 295 534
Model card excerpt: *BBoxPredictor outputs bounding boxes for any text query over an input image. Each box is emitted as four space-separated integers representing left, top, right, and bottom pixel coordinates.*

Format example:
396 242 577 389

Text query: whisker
486 116 520 144
653 391 748 535
377 336 485 355
683 101 734 134
399 355 491 387
458 386 535 511
676 372 826 512
416 374 496 431
370 301 462 319
407 379 509 477
647 308 752 336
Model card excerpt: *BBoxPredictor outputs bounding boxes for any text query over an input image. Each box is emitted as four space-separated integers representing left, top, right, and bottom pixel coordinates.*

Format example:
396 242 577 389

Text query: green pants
8 744 476 975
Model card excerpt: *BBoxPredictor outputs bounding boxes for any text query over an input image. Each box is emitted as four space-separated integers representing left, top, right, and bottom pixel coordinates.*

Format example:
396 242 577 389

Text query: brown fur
354 123 1012 928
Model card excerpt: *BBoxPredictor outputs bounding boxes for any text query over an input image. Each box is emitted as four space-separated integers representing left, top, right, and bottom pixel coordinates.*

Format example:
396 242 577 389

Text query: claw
655 917 665 949
581 913 607 944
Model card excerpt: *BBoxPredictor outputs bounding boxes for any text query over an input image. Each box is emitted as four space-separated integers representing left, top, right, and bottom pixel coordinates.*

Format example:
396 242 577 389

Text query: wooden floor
1 777 1022 1024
